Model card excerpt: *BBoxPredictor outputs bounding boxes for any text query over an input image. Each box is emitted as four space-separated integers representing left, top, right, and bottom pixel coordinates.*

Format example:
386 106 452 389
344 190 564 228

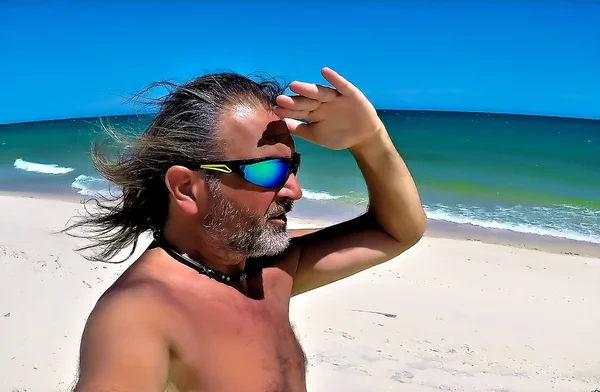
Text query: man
68 67 427 392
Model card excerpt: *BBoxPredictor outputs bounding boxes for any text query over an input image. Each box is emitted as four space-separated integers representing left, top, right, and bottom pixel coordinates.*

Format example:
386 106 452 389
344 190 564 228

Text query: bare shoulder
73 270 174 392
87 274 173 336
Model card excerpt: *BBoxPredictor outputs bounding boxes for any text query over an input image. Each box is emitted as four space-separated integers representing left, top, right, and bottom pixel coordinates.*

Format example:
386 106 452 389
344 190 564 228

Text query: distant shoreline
3 111 598 258
3 189 599 259
2 108 599 127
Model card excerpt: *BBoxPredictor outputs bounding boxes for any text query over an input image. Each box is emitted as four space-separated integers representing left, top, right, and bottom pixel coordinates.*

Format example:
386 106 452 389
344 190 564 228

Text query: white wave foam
70 180 344 202
13 158 74 175
302 189 341 200
64 176 599 245
424 204 600 244
71 175 117 198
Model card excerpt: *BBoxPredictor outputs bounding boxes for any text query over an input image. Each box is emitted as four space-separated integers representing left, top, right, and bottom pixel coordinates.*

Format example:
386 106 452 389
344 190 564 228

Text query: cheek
220 179 276 216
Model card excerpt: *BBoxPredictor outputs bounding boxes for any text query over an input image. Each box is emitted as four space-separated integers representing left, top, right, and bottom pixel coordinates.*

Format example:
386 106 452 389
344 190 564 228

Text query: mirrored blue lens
241 159 290 188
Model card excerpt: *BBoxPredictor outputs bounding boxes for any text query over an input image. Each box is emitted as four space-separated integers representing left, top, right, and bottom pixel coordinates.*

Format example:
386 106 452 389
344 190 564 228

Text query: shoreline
2 189 599 259
280 217 600 259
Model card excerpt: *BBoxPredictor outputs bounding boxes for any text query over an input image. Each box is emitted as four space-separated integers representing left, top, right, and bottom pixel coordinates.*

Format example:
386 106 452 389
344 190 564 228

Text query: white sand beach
1 193 599 392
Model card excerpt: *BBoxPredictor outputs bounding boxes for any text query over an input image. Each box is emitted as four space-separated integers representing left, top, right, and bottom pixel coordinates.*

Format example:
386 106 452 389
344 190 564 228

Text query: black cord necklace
152 231 248 285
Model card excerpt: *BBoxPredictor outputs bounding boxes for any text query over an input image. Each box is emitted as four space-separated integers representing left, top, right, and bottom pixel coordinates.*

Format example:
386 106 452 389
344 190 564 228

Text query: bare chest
167 273 307 392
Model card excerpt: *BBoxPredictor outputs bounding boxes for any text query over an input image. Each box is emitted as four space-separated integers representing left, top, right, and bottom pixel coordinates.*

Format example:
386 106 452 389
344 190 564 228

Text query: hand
274 67 385 151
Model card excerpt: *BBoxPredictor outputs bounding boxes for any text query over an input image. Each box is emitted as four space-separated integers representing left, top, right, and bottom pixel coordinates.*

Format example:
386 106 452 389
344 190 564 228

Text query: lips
269 214 287 222
268 201 292 222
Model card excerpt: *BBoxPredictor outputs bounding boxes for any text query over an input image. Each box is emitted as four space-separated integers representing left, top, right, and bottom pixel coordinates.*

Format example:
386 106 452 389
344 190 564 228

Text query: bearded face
202 177 293 258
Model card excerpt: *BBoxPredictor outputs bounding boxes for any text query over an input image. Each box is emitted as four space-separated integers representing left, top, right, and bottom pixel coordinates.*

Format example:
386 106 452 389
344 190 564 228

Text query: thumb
284 118 310 135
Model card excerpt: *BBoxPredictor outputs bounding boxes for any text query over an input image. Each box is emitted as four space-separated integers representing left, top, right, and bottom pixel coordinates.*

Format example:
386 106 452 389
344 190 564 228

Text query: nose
277 173 302 201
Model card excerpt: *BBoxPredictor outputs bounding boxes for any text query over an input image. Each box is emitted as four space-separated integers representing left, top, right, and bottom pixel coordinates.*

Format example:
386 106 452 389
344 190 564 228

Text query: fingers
285 118 329 144
320 67 355 95
274 67 353 124
275 95 321 111
283 118 308 134
273 106 311 120
284 67 353 103
288 81 339 102
274 94 323 121
283 118 318 140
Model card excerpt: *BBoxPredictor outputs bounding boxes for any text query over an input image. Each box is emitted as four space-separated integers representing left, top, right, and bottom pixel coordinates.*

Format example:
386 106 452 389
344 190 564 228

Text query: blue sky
1 1 599 124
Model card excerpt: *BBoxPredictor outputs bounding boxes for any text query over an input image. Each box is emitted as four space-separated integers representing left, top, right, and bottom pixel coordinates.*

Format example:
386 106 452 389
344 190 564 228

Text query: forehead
219 103 295 160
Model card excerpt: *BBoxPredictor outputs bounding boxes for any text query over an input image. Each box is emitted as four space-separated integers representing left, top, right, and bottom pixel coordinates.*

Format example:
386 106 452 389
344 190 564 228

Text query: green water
1 110 599 243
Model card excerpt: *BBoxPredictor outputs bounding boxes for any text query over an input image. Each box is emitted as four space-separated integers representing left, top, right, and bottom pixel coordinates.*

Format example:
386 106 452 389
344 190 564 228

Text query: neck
160 221 246 276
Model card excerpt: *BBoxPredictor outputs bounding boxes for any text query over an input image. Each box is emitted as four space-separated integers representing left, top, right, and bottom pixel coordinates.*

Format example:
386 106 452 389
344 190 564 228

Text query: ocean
1 110 599 244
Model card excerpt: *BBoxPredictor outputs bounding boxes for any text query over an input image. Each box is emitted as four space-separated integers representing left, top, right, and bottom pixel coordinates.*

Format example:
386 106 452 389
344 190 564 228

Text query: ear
164 166 202 215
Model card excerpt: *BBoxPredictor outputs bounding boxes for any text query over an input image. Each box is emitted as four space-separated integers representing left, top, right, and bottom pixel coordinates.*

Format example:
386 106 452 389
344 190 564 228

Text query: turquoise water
1 111 599 243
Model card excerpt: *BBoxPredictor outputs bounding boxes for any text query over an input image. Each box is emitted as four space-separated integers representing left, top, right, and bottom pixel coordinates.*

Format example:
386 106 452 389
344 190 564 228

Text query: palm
274 67 384 151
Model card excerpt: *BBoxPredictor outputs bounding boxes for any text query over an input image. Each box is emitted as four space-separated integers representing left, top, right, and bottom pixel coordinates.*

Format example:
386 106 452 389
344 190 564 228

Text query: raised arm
72 288 170 392
275 67 427 296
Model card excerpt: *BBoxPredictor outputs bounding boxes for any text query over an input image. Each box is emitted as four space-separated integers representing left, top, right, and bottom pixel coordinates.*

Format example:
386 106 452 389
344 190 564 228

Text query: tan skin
73 68 427 392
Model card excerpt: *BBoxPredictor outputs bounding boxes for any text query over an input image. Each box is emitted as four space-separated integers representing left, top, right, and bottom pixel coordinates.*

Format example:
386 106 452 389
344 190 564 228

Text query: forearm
349 126 427 244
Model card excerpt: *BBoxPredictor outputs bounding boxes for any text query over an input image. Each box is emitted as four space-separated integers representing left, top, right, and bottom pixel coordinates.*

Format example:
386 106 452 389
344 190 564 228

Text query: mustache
268 199 294 217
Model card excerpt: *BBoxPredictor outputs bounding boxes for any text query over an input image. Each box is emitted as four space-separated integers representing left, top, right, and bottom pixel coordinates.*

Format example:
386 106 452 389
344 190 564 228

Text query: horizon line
1 108 599 127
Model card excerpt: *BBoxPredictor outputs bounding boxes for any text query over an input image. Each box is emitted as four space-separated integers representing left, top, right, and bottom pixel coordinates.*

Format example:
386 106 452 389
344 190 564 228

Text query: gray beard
203 177 291 258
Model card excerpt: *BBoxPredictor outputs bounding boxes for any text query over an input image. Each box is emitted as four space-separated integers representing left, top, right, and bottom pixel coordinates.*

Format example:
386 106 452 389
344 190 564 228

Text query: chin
245 231 291 258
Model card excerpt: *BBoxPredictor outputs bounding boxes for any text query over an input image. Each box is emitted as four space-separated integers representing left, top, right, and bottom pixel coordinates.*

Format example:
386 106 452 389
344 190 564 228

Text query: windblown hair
63 72 288 263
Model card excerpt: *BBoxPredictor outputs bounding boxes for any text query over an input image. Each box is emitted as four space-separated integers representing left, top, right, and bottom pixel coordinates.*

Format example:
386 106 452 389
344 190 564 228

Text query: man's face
200 103 303 258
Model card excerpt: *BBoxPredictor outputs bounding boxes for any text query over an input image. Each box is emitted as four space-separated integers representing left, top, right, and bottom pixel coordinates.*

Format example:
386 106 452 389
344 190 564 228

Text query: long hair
63 72 288 263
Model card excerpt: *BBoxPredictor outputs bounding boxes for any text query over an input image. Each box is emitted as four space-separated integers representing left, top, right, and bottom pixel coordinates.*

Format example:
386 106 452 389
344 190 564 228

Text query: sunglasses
198 152 301 189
